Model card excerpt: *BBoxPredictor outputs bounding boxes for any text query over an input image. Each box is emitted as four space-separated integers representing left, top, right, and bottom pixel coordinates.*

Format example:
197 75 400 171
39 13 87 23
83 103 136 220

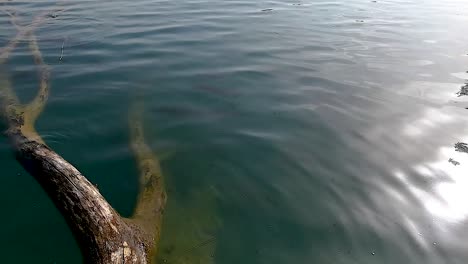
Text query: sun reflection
403 108 454 137
416 145 468 223
398 103 468 224
387 139 468 253
375 77 468 257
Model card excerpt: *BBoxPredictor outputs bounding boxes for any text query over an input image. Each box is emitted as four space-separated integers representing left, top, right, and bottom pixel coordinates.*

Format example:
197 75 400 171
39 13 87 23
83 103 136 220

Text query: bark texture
7 131 153 264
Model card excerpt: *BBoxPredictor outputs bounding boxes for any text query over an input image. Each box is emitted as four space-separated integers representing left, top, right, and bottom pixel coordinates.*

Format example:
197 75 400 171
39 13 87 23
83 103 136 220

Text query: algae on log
1 2 222 263
157 186 221 264
0 5 166 263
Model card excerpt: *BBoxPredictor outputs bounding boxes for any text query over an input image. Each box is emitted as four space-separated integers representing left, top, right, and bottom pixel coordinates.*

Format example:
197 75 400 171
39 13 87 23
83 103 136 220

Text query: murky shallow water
1 0 468 263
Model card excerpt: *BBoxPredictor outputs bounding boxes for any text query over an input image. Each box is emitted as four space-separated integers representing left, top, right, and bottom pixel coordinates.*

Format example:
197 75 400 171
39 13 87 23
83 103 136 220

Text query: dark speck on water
448 158 460 166
457 83 468 96
455 142 468 153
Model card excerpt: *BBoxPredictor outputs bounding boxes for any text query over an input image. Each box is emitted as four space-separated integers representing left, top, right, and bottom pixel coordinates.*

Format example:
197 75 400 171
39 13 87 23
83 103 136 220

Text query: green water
1 0 468 263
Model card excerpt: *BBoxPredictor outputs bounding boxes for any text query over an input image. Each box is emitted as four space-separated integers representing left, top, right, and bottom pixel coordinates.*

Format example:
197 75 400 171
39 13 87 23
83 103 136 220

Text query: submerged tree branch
0 11 52 64
24 33 50 128
0 51 153 264
1 3 166 263
129 104 167 239
0 1 68 63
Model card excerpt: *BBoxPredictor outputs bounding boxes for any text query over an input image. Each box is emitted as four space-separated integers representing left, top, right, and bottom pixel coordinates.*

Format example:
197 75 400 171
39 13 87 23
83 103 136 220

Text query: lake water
1 0 468 263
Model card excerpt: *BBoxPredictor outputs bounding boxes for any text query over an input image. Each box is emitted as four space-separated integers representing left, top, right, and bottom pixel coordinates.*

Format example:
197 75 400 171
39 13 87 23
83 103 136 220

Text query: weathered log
0 68 159 264
0 68 162 264
7 130 154 263
1 6 166 262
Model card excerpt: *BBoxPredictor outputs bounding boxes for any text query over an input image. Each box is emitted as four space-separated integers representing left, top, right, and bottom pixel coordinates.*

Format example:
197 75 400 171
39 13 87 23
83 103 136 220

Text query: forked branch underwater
0 3 167 263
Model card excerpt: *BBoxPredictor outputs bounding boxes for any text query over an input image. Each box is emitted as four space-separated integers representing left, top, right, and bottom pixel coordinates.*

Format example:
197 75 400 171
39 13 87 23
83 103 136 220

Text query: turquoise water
1 0 468 263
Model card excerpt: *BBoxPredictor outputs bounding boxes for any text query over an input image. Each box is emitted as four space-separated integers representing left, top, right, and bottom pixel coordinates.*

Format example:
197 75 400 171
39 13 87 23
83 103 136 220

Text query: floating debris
456 83 468 96
455 142 468 153
47 13 59 19
449 158 460 166
261 8 274 12
59 38 66 62
356 20 365 23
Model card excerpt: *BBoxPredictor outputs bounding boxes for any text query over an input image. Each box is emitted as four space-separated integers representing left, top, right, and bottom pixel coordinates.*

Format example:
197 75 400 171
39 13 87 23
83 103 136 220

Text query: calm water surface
1 0 468 263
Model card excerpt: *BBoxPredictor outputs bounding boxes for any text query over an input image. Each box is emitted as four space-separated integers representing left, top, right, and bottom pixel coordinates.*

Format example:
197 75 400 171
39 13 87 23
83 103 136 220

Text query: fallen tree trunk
0 5 166 263
7 129 154 263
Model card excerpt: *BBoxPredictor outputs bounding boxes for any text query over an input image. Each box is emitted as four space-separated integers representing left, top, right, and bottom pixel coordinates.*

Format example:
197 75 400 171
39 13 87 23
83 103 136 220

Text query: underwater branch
0 3 166 263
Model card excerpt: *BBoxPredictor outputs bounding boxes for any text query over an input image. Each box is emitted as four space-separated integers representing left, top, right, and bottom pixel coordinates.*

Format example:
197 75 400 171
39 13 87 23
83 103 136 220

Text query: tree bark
7 130 154 263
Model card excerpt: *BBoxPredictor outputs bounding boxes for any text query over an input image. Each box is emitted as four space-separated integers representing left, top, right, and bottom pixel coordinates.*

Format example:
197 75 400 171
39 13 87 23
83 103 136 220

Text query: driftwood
0 4 166 263
1 2 221 263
